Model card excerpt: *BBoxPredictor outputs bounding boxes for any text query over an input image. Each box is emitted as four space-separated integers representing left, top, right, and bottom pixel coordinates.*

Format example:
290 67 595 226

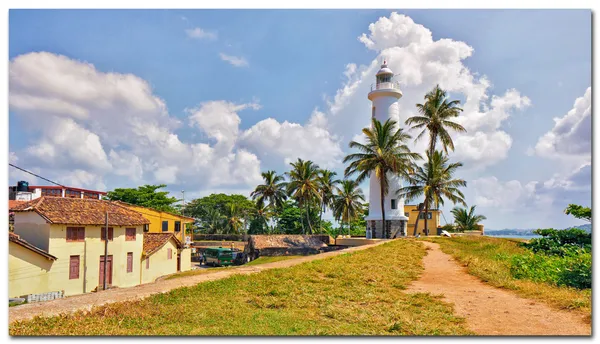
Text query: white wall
14 212 51 251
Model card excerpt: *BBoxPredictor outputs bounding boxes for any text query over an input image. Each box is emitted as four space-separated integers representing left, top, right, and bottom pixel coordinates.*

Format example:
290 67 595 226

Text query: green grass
165 256 302 280
10 240 471 336
424 236 591 321
245 255 302 266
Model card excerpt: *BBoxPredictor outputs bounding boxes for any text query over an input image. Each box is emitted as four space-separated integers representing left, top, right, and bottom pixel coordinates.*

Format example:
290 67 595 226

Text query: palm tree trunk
347 208 351 236
379 175 386 239
413 202 423 236
306 205 312 234
319 194 325 231
424 200 429 236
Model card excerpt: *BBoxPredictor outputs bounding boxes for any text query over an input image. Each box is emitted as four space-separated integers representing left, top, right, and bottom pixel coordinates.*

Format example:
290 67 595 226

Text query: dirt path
9 240 389 325
407 241 591 336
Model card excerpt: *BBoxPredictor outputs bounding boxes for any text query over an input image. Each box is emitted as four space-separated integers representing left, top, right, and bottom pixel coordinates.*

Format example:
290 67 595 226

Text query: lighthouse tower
365 60 408 239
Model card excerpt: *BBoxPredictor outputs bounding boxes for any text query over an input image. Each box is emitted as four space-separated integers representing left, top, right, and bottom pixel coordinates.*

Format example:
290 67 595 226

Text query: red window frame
127 252 133 273
101 227 114 241
83 192 98 199
66 227 85 242
65 189 80 198
125 228 136 241
41 188 62 197
167 248 172 260
69 255 80 279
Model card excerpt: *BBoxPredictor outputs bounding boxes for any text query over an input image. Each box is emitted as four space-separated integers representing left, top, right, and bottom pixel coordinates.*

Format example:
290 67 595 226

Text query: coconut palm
225 203 244 234
332 179 365 236
254 202 274 234
250 170 288 210
317 169 341 230
204 208 225 234
344 118 421 238
398 150 467 236
406 84 466 156
451 205 487 232
286 159 322 234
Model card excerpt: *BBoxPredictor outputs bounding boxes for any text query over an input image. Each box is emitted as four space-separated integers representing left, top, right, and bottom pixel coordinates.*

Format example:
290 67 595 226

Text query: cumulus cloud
9 52 262 193
185 27 217 40
219 53 249 67
534 87 591 166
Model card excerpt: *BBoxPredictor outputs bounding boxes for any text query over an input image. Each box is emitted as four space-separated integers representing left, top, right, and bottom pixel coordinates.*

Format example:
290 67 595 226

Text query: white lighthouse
364 60 408 239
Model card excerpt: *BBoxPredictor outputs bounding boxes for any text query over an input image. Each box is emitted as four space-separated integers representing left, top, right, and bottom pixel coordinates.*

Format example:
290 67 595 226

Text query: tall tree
398 150 467 235
317 169 341 229
184 193 254 234
225 203 244 234
344 118 421 238
564 204 592 222
250 170 288 230
332 179 365 236
286 159 322 234
451 205 487 232
105 184 180 213
406 84 466 157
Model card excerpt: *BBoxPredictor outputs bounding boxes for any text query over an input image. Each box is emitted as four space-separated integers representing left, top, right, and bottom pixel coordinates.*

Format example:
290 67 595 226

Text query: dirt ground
407 241 591 336
9 240 389 325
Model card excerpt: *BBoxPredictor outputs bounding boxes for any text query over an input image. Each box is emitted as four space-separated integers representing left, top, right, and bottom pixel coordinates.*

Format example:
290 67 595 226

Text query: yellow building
9 197 191 299
112 201 195 243
404 205 441 236
141 233 190 284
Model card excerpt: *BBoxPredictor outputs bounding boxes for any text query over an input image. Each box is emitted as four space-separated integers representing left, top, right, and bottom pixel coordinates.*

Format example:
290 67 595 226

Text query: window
65 189 80 198
126 228 136 241
69 255 80 279
143 224 149 232
372 106 376 118
66 227 85 242
145 257 150 269
168 248 172 260
127 252 133 273
41 188 62 197
391 199 397 210
418 212 433 220
162 221 169 232
83 192 98 199
101 227 114 241
174 221 181 232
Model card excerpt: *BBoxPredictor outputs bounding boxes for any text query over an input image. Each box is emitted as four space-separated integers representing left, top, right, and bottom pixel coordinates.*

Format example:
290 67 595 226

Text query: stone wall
368 220 406 238
24 290 64 303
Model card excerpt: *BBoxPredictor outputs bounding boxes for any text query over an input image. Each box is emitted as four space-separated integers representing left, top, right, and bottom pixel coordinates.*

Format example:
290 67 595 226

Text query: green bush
522 228 591 256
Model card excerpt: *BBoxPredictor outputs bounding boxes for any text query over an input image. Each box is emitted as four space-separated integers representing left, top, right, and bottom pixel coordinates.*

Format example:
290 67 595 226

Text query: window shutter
66 227 72 241
69 256 80 279
146 257 150 269
77 228 85 241
109 227 113 241
127 252 133 273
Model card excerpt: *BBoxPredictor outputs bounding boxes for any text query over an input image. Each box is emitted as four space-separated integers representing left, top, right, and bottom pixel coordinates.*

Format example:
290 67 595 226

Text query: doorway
99 255 113 287
177 253 181 272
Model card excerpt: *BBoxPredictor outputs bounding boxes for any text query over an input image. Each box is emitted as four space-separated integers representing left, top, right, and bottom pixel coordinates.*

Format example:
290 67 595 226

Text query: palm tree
225 203 244 234
204 208 225 234
254 202 273 234
344 118 421 238
406 84 466 156
286 159 322 234
451 205 487 232
332 179 365 236
398 150 467 235
251 170 288 230
317 169 341 230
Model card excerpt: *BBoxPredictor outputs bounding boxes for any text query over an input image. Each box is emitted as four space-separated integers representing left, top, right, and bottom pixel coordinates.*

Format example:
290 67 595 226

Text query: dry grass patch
425 236 591 321
10 240 471 336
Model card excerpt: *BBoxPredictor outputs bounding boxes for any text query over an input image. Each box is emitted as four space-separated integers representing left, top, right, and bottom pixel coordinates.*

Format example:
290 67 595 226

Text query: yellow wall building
404 205 441 236
112 201 195 243
9 197 192 299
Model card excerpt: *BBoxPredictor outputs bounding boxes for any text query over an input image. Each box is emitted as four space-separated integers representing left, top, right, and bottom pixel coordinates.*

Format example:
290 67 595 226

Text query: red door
99 255 113 287
177 253 181 272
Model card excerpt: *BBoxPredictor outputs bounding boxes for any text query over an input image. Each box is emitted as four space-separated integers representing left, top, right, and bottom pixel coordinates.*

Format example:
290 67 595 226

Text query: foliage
332 179 365 236
427 236 591 318
406 84 466 156
105 184 180 213
344 118 421 238
398 150 466 235
319 220 340 238
564 204 591 222
440 224 456 233
276 200 320 235
184 194 255 234
317 169 341 227
250 171 288 210
450 205 486 232
286 159 322 234
522 228 591 256
10 240 472 336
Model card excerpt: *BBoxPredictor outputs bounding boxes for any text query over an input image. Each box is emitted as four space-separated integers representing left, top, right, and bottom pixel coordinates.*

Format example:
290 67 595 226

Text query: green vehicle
203 247 246 267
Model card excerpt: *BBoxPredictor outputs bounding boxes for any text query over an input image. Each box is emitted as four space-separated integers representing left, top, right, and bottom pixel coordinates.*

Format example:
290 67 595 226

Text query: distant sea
485 234 542 240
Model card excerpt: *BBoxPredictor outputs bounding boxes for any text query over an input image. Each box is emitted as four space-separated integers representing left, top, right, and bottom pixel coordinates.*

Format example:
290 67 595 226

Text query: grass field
424 236 591 321
10 240 471 336
165 256 302 280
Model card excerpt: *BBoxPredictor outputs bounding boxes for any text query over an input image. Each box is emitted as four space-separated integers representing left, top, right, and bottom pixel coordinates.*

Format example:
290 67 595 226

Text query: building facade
364 61 409 239
9 181 106 202
404 205 441 236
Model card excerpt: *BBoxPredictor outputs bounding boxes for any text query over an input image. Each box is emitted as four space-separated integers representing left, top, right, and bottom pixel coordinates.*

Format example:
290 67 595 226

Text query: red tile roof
11 197 151 226
9 232 57 260
9 200 24 210
111 200 196 221
143 233 182 256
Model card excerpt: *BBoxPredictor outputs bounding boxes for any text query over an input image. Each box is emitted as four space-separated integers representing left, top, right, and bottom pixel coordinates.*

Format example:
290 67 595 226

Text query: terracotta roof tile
111 200 195 221
11 197 150 226
9 232 57 260
143 233 182 256
9 200 25 210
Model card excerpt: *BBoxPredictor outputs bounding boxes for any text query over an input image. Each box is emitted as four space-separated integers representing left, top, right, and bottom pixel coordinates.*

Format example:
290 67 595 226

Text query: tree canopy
105 184 180 213
564 204 592 222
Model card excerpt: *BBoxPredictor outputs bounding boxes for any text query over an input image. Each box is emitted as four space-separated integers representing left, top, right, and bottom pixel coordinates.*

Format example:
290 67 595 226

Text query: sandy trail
9 240 389 325
407 241 591 336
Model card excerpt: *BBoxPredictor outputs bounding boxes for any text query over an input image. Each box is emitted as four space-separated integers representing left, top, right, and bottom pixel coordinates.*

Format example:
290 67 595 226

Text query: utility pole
181 190 185 243
103 211 109 291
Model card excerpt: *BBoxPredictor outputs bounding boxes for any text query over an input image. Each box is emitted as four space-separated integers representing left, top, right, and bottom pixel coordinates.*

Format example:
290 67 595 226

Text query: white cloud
219 53 249 67
185 27 217 40
534 87 591 166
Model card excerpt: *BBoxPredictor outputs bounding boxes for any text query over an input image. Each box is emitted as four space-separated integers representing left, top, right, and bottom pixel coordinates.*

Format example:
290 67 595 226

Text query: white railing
371 82 401 91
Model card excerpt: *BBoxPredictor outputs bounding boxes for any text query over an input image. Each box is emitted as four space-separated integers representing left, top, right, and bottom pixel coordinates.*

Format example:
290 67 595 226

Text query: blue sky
8 10 592 229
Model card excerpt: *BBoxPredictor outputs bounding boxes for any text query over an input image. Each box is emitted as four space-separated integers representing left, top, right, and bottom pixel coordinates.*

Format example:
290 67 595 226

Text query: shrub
522 228 591 256
441 224 457 232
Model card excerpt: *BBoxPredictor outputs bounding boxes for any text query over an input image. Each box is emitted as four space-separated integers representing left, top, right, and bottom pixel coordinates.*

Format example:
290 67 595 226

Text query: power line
9 163 64 187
